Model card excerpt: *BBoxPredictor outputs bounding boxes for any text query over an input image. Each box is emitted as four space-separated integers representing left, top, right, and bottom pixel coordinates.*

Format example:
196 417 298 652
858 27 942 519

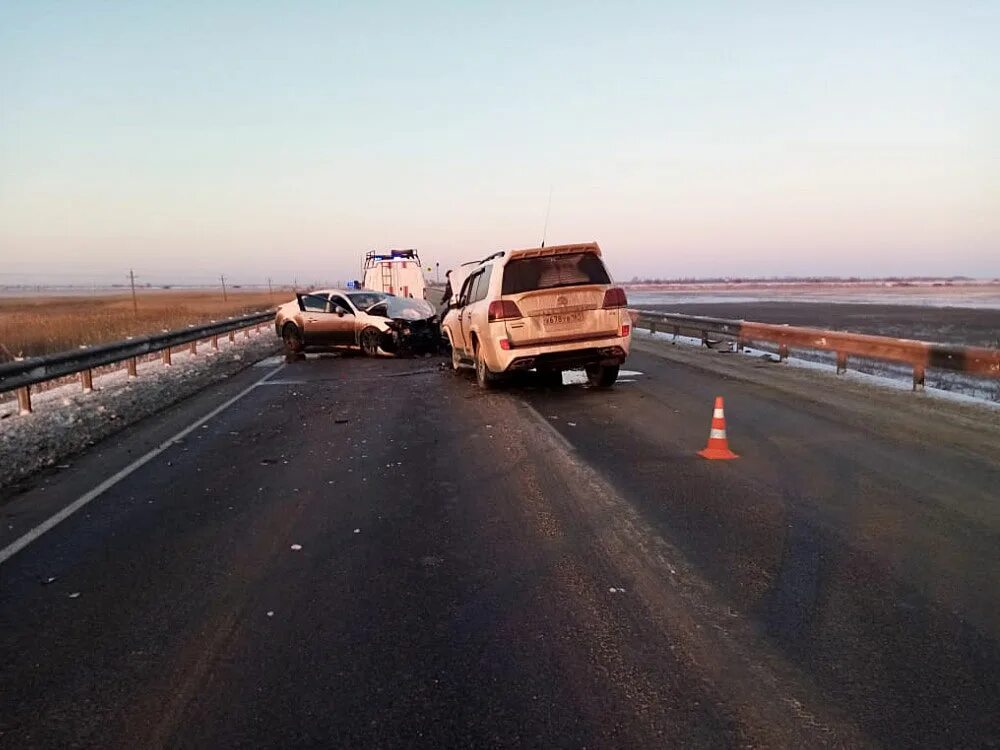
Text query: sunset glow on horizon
1 1 996 285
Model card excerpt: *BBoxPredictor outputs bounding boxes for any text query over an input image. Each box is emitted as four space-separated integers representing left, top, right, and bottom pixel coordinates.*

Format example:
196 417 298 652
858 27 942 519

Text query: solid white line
0 363 286 566
520 400 576 454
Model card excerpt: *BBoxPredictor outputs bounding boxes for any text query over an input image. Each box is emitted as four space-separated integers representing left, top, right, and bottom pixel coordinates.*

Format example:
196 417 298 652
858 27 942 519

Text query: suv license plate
543 312 585 327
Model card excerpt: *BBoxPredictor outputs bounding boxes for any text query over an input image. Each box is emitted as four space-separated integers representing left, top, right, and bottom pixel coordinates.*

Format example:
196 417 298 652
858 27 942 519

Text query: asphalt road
1 343 998 748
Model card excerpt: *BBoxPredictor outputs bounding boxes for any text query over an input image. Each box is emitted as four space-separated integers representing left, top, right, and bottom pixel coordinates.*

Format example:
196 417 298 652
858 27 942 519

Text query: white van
362 250 427 299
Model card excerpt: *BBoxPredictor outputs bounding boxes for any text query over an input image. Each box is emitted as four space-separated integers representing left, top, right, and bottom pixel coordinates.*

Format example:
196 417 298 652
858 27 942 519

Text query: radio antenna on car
540 185 553 248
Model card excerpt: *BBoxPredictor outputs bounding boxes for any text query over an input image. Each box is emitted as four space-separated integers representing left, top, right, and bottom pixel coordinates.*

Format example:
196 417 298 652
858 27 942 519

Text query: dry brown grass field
0 290 280 358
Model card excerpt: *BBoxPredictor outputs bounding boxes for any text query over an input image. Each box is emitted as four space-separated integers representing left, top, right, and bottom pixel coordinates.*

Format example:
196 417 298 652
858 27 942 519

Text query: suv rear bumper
494 335 630 373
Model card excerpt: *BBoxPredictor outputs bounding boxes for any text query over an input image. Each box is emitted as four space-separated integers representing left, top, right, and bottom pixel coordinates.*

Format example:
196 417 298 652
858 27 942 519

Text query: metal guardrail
0 311 276 414
632 310 1000 390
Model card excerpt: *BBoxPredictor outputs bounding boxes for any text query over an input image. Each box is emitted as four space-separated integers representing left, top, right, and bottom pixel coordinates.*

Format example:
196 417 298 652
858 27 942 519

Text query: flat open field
0 291 280 359
640 300 1000 348
627 281 1000 308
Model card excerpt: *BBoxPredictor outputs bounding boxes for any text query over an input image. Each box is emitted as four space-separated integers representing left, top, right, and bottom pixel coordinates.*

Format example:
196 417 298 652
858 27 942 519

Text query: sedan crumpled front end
381 316 442 356
361 296 443 357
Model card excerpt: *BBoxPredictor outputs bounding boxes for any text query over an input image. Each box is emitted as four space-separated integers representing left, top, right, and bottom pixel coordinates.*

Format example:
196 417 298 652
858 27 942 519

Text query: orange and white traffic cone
698 396 738 460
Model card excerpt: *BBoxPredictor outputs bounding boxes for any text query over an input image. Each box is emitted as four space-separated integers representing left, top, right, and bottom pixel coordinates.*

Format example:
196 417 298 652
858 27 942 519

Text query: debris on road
290 544 302 551
42 577 57 585
353 528 361 534
68 592 81 599
267 610 274 617
608 587 626 594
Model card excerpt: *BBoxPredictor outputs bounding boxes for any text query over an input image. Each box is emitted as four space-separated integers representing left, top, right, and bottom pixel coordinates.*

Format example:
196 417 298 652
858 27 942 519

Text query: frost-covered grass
0 290 278 358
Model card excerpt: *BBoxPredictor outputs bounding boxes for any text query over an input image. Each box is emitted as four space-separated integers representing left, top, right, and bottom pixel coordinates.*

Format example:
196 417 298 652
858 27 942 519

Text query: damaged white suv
441 242 631 388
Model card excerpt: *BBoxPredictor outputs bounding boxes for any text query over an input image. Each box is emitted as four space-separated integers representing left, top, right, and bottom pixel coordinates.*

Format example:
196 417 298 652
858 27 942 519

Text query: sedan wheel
360 327 382 357
282 323 303 353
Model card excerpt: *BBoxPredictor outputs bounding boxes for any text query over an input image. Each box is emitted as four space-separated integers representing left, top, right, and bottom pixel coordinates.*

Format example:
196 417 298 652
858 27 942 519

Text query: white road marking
254 356 285 367
520 401 576 453
0 363 286 566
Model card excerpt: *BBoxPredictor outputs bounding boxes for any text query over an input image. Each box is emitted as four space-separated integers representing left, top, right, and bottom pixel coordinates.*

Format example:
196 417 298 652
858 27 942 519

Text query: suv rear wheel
586 364 619 388
474 342 498 389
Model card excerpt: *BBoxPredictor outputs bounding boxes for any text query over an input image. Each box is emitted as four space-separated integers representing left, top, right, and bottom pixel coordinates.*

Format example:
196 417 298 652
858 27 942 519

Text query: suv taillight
602 287 627 308
488 300 522 322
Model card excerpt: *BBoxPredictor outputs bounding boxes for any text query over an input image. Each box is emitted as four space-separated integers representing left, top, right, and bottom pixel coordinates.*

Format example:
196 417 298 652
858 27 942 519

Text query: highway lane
0 346 997 748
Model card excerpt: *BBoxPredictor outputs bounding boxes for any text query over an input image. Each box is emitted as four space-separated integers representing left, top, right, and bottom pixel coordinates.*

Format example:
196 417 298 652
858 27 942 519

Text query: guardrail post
127 357 138 378
17 386 31 415
649 321 657 335
244 328 251 340
778 344 789 362
189 340 197 356
913 364 926 392
229 331 236 343
211 335 219 350
80 369 93 393
162 347 172 366
701 330 709 348
836 352 848 374
673 325 680 342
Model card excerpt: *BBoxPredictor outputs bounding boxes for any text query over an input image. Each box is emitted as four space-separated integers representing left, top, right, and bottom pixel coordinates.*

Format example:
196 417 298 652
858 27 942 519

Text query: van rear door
499 246 622 347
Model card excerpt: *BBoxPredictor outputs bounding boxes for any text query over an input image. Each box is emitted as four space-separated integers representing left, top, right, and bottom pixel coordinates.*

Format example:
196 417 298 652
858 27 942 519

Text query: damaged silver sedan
275 290 442 357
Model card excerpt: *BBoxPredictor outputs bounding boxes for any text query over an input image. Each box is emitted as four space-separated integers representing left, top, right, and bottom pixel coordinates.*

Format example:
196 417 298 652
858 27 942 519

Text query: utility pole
436 262 440 284
220 274 228 302
267 276 273 299
129 269 138 315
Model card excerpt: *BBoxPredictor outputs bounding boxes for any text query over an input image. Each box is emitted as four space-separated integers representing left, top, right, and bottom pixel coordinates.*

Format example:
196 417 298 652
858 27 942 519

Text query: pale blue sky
1 1 997 284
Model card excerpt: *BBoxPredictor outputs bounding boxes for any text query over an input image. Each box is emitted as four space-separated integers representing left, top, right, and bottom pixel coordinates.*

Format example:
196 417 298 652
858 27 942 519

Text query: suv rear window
501 253 610 294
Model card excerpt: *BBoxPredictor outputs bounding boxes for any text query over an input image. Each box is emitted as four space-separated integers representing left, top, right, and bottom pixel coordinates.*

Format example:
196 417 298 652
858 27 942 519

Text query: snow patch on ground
0 331 282 491
635 329 1000 407
561 369 644 387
